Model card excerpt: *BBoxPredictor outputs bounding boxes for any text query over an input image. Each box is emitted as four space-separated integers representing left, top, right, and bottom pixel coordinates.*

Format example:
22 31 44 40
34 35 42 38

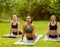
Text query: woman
47 15 59 38
10 15 22 35
22 16 35 41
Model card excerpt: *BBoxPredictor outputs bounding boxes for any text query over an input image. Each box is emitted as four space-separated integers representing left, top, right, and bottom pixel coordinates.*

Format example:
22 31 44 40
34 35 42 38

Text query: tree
0 0 60 21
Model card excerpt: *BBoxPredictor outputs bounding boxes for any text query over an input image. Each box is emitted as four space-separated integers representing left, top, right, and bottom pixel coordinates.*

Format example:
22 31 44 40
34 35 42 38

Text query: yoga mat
14 34 43 45
44 36 60 41
2 33 21 38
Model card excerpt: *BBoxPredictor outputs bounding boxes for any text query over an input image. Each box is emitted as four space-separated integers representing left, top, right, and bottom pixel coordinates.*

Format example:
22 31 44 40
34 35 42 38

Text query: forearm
17 29 19 35
56 30 59 37
32 33 35 41
22 34 24 41
32 33 35 40
17 31 19 35
47 31 49 35
10 28 12 35
47 30 50 37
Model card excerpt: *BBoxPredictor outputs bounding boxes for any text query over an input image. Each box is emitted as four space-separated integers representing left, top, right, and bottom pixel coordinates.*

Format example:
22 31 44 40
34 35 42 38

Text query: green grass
0 21 60 47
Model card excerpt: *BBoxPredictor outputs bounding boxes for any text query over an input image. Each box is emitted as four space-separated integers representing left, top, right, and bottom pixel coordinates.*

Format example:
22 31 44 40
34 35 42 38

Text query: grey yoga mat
2 33 21 38
14 34 43 45
44 36 60 41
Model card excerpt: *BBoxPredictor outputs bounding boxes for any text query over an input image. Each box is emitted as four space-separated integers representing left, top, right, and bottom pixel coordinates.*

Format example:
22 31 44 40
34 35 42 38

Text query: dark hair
30 16 32 24
31 20 32 24
27 16 32 24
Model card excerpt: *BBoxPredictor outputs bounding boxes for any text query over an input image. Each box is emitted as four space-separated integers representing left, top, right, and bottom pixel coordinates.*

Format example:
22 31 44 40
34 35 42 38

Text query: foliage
0 0 60 21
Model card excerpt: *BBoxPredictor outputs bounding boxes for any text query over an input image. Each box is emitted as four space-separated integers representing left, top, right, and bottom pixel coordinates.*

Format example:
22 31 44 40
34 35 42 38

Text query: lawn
0 21 60 47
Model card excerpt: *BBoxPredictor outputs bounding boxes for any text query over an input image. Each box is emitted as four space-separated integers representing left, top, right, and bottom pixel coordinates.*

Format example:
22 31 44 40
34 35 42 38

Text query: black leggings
12 31 22 35
27 37 33 40
49 35 57 38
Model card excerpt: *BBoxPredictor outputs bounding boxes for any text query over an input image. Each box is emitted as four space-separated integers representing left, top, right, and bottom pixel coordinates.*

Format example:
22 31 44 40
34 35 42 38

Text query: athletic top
24 24 33 33
49 23 57 30
11 22 18 29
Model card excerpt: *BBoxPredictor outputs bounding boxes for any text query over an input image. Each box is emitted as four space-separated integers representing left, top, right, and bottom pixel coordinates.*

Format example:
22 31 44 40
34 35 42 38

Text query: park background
0 0 60 47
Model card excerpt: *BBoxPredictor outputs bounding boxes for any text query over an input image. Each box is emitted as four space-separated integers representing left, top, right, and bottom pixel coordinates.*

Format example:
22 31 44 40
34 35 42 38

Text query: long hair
31 20 32 24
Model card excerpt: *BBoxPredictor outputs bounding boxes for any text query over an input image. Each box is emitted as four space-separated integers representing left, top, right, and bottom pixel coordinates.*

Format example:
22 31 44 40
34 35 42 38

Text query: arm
10 22 12 35
17 22 20 35
47 23 50 36
10 28 12 35
22 25 25 41
57 23 59 37
32 24 35 41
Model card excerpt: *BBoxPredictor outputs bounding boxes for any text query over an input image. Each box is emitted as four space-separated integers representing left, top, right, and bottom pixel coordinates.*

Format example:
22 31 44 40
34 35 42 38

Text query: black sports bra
11 22 18 29
49 23 57 30
24 24 33 33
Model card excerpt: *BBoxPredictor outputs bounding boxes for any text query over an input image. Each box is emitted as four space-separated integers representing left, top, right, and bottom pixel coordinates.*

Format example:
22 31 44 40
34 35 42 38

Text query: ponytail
31 21 32 24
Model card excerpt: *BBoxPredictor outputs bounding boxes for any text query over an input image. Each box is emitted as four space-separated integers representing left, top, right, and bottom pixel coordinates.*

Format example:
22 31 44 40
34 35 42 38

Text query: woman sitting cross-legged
10 15 22 35
47 15 59 38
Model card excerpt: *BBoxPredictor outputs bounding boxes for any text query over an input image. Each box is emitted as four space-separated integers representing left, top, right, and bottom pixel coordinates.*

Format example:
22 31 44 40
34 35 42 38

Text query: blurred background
0 0 60 21
0 0 60 47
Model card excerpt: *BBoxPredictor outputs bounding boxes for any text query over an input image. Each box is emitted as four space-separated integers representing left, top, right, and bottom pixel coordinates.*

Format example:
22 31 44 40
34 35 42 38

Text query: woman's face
13 15 17 21
50 15 56 21
26 16 31 24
